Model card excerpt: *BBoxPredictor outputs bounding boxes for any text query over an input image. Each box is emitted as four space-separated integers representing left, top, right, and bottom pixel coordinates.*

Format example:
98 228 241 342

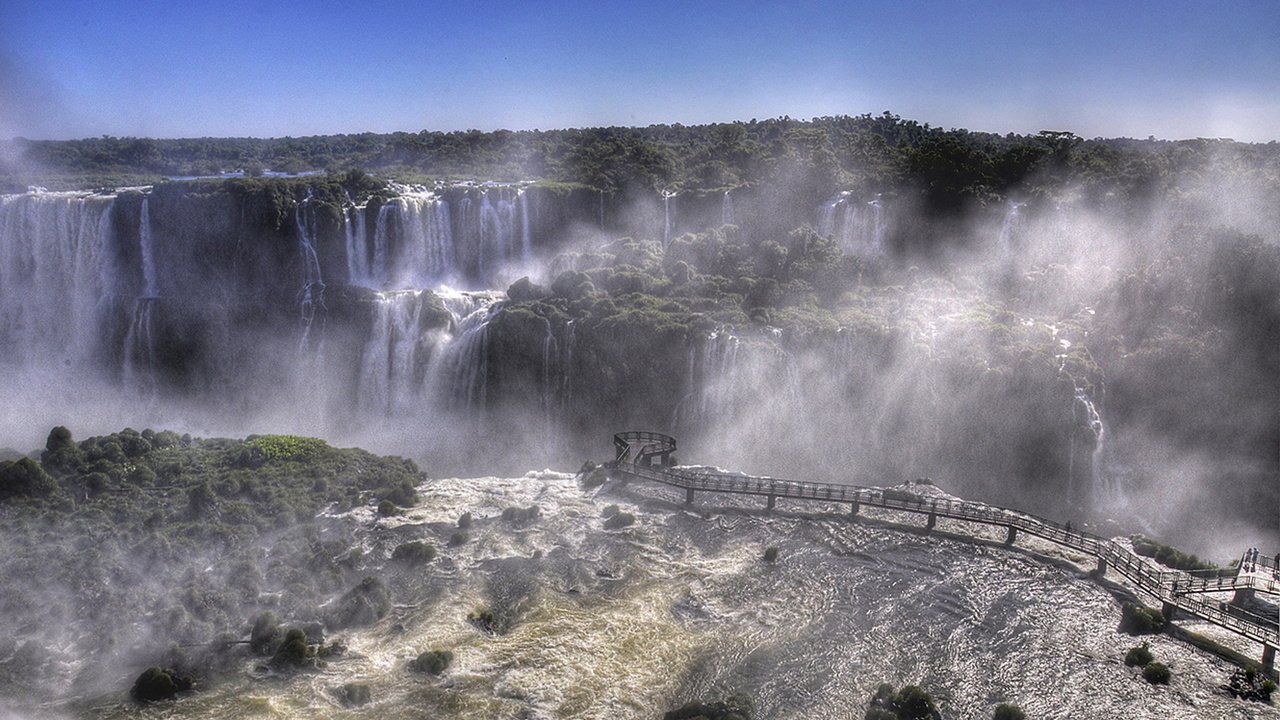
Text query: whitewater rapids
80 471 1274 720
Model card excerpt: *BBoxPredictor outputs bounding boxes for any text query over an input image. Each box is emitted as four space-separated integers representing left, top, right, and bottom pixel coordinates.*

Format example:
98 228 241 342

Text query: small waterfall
540 322 558 421
662 191 676 247
519 189 532 262
560 319 576 412
1072 385 1117 507
819 192 887 255
139 195 158 297
355 191 460 289
343 204 370 286
434 299 500 412
721 190 735 226
868 195 887 253
358 291 434 415
295 198 326 349
997 200 1024 252
122 297 158 397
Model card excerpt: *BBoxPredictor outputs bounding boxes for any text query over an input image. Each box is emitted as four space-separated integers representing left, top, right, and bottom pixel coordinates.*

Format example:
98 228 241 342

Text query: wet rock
338 682 372 707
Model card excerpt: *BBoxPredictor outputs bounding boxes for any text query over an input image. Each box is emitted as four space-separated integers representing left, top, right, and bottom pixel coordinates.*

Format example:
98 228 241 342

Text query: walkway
608 431 1280 671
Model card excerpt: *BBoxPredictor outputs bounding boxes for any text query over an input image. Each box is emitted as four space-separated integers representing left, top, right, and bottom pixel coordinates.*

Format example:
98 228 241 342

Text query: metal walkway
607 431 1279 667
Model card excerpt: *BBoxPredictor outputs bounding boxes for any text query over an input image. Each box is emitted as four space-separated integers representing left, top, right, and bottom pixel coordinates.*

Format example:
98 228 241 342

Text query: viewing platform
607 431 1280 674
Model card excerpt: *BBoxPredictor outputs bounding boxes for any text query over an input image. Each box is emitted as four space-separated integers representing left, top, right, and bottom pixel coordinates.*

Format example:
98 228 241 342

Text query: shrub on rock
131 666 193 702
408 649 453 675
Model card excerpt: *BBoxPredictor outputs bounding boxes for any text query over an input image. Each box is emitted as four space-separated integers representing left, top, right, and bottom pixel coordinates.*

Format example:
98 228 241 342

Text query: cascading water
722 189 735 226
122 298 158 398
518 188 532 262
818 192 887 255
997 200 1024 252
434 297 501 412
295 197 326 350
662 190 676 247
1072 385 1118 509
139 195 158 297
343 204 370 286
0 191 116 368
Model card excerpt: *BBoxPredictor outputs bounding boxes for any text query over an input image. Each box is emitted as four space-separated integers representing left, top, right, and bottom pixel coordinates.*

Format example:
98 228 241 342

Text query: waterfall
997 200 1023 252
722 190 735 226
356 290 502 416
818 192 887 255
295 199 326 349
122 297 158 397
343 205 370 286
1073 385 1117 507
662 191 676 247
353 191 461 289
139 195 158 297
358 291 434 415
0 191 116 368
560 319 576 412
541 322 558 421
433 298 500 412
519 189 532 262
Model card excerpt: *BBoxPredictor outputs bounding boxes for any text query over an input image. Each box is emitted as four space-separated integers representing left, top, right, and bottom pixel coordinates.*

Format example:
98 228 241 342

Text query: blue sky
2 0 1277 141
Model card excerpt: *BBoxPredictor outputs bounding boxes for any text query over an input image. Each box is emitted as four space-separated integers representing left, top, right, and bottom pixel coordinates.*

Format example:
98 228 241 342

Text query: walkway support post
1161 602 1176 621
1005 526 1017 545
1263 646 1275 676
1095 558 1108 576
685 488 695 505
849 502 860 516
926 513 936 531
767 495 776 510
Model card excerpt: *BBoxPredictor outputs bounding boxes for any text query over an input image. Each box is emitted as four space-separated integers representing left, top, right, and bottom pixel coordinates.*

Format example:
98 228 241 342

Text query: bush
271 628 313 668
1119 602 1166 635
0 457 58 500
1142 662 1171 685
130 666 194 702
865 683 941 720
664 693 753 720
392 540 437 563
763 546 779 563
1225 668 1277 703
408 649 453 675
338 682 371 706
377 499 402 517
449 531 469 546
249 611 281 654
1124 642 1153 667
468 607 498 634
603 511 636 529
330 577 390 629
1130 535 1217 572
992 704 1025 720
501 505 540 523
457 512 473 529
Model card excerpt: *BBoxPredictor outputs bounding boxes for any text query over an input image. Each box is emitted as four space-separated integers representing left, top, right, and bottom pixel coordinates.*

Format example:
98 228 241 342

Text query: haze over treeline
4 112 1278 199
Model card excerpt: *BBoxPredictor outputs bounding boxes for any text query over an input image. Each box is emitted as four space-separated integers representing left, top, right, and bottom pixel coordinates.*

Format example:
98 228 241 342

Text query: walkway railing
609 432 1279 651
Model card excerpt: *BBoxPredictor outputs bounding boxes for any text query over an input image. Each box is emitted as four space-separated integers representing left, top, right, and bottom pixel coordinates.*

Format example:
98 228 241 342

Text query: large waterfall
0 191 117 369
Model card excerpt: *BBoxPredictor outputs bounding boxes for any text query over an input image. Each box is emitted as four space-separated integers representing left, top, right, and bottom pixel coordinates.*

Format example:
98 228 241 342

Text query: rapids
64 472 1277 720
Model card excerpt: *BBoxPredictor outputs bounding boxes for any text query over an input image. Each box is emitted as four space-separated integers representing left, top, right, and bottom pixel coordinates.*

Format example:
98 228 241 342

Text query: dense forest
5 113 1278 209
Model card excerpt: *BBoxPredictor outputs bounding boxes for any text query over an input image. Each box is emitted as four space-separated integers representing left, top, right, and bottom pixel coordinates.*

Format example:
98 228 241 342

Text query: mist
0 123 1277 715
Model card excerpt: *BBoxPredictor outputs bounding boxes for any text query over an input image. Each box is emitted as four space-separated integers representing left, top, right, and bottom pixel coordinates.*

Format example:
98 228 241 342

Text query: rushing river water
40 472 1279 719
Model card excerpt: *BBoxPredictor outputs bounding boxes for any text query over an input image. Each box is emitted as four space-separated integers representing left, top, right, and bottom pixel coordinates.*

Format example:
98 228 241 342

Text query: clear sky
2 0 1277 141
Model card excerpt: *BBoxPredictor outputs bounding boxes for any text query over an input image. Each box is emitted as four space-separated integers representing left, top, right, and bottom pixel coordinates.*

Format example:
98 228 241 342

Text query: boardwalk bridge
608 431 1280 674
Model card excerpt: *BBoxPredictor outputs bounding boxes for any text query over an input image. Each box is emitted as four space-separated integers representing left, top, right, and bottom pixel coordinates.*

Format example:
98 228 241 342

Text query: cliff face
1 177 1276 549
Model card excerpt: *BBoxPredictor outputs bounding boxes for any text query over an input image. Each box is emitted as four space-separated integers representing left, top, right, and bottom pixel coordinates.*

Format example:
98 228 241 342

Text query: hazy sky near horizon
2 0 1277 141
